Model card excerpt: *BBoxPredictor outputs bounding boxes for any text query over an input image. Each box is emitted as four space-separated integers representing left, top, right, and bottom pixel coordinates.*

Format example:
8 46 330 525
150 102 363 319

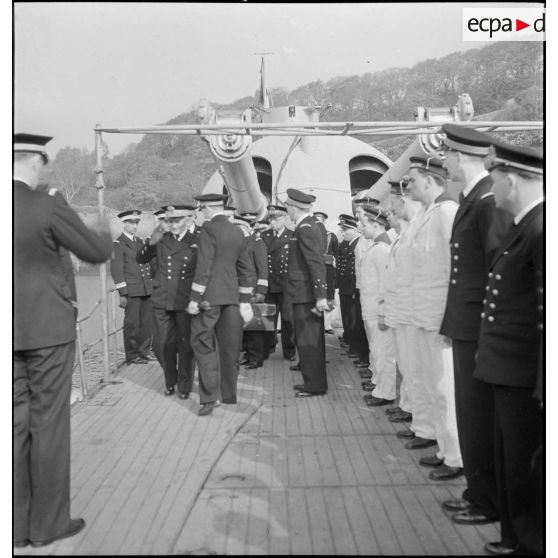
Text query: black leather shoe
199 401 220 416
453 509 498 525
353 359 370 367
128 357 149 364
362 383 376 392
245 362 263 369
295 391 326 398
221 397 237 404
14 540 29 548
359 371 372 379
442 498 470 512
385 406 402 415
347 352 361 358
429 465 463 481
239 357 250 365
396 429 415 439
165 387 175 396
141 351 158 361
285 355 297 361
177 392 189 400
325 329 334 334
484 542 517 555
293 384 306 390
419 455 444 467
389 411 412 423
405 436 437 450
30 518 85 547
364 396 394 406
289 364 301 371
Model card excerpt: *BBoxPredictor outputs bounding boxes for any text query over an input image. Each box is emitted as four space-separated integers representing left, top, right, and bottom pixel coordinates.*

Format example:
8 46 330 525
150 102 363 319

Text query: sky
13 1 536 158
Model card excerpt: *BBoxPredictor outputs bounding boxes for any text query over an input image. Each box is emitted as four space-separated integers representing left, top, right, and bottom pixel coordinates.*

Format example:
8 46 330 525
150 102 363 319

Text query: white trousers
414 328 463 468
363 319 396 400
392 325 412 413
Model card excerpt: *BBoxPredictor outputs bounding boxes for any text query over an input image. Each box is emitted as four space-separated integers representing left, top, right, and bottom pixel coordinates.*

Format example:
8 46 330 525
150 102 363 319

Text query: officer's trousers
14 342 75 543
191 305 242 404
264 292 295 359
415 328 462 468
452 339 499 518
363 318 396 400
339 293 357 347
392 325 413 414
153 307 195 394
123 295 152 361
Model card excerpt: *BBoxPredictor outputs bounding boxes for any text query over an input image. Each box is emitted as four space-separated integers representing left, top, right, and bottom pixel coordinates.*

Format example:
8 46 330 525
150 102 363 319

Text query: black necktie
175 234 179 241
458 192 465 204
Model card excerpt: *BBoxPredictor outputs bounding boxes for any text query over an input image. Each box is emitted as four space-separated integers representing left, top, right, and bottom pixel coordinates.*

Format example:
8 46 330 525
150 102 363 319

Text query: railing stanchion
76 324 88 401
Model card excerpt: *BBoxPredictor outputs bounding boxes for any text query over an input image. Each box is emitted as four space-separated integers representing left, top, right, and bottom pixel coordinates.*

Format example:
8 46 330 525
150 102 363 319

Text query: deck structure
16 333 500 555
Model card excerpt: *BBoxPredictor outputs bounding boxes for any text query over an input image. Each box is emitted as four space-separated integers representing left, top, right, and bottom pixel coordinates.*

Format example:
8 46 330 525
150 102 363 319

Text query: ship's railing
74 287 123 401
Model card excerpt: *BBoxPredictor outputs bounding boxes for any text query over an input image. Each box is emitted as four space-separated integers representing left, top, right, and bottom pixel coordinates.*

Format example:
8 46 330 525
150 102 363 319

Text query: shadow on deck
16 332 499 555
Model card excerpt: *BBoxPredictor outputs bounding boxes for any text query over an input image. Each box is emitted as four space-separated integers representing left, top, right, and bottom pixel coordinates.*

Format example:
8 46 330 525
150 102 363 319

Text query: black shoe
364 396 394 407
284 355 297 361
362 383 376 392
221 397 237 404
347 352 361 358
239 357 250 366
177 392 189 400
127 356 148 364
484 542 517 555
141 350 158 361
419 455 444 467
165 387 175 396
389 411 412 423
453 509 498 525
429 465 463 481
404 436 437 450
14 540 29 548
396 429 415 439
199 401 221 416
295 390 326 398
245 362 263 369
293 384 306 390
442 498 470 512
289 364 301 371
325 329 334 334
30 518 85 547
385 406 402 415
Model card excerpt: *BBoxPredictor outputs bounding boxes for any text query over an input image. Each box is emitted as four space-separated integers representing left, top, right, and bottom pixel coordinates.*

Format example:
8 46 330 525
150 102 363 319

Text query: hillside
42 41 543 210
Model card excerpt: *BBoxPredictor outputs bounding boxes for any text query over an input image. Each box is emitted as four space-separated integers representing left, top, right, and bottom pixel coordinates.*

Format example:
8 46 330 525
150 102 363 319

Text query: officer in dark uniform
474 143 543 556
110 210 155 364
235 213 269 368
137 205 200 398
439 124 512 524
284 189 329 397
14 133 112 548
188 194 254 416
313 211 339 334
260 205 296 361
335 214 360 354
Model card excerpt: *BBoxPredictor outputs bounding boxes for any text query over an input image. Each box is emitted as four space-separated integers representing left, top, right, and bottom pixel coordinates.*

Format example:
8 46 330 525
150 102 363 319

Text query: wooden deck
16 332 500 555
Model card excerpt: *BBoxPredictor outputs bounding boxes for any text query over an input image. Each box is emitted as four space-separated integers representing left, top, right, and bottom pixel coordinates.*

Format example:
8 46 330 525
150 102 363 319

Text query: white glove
315 298 329 312
187 301 200 315
239 302 254 325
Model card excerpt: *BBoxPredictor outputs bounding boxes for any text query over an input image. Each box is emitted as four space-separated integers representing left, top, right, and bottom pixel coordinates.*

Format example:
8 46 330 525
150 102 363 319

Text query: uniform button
488 316 495 322
451 279 456 284
495 274 501 280
537 305 543 312
538 323 543 331
485 286 490 291
454 242 460 248
453 255 459 260
488 272 493 278
480 312 485 318
168 276 171 279
489 303 495 309
492 289 499 296
168 256 171 259
482 299 486 304
453 267 458 273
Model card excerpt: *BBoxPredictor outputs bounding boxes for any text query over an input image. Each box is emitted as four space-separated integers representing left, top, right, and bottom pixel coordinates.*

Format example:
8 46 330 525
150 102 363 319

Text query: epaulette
48 188 58 197
480 192 494 200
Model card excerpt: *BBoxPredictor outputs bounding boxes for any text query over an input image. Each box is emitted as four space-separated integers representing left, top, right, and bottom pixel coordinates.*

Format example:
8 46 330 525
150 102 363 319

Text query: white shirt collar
275 227 285 236
211 210 225 218
13 175 30 186
123 231 135 241
514 197 544 225
463 170 489 198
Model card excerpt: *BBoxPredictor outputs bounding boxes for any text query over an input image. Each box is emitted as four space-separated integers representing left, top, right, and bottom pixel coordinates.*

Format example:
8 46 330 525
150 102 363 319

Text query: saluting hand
150 224 164 245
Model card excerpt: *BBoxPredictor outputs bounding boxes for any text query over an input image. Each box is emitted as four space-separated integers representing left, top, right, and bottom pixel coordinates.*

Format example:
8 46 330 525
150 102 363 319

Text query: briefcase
243 303 277 331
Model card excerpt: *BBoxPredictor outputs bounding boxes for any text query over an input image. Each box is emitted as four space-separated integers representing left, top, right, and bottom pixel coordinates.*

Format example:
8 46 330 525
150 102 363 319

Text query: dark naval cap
409 156 448 179
485 142 543 176
286 188 317 208
313 211 328 220
338 214 358 229
441 123 493 156
233 215 254 226
352 196 380 206
362 206 390 227
154 209 166 219
388 179 409 196
14 133 53 162
267 204 288 216
223 204 237 212
194 193 228 206
164 204 196 218
118 209 142 222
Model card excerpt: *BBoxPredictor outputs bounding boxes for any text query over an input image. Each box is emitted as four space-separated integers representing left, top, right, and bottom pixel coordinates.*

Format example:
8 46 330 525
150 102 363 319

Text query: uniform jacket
110 233 152 297
243 232 269 296
336 236 359 295
410 193 458 331
474 202 543 390
285 215 327 304
440 175 513 340
136 227 200 310
360 232 391 320
354 235 371 289
190 214 253 305
261 227 292 293
14 181 112 351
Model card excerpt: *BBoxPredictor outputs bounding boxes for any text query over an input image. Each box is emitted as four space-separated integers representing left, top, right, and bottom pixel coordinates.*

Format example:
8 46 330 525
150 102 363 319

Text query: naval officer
439 124 512 524
14 133 112 548
474 143 543 556
284 188 329 397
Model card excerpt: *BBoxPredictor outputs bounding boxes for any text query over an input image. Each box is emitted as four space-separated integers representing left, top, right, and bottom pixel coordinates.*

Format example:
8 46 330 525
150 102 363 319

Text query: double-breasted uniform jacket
336 236 359 295
244 232 269 297
136 226 200 310
190 214 253 305
261 228 292 293
474 202 543 390
110 233 152 297
14 181 112 351
440 175 512 340
285 215 327 304
410 192 458 331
